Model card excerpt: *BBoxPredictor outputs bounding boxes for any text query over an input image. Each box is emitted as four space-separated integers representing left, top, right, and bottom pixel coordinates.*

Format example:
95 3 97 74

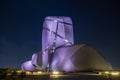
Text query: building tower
21 16 112 72
42 16 74 71
21 16 74 71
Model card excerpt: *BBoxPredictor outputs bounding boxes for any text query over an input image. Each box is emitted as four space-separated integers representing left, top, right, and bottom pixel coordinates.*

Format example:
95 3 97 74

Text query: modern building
21 16 112 72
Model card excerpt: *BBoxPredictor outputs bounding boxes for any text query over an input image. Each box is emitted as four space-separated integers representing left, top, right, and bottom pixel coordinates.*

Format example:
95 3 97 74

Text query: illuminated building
21 16 112 72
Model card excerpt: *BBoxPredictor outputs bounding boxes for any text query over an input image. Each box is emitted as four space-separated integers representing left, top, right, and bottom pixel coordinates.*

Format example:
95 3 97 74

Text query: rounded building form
21 17 113 72
50 44 112 72
21 61 36 71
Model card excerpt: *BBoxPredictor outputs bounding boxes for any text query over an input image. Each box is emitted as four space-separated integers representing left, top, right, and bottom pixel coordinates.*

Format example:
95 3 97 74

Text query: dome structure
50 44 112 72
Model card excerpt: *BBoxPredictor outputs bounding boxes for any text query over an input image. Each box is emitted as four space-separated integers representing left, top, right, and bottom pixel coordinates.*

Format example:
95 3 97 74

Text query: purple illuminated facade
21 16 112 72
42 17 74 70
50 44 112 72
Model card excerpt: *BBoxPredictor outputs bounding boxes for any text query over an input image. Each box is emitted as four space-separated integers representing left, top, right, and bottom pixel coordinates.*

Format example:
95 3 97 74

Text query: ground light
99 71 120 76
37 71 42 74
111 72 119 76
26 71 31 75
52 71 59 74
104 71 110 74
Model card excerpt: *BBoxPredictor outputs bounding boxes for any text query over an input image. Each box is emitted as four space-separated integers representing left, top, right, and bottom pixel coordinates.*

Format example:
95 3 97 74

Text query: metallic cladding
50 44 112 72
42 16 74 70
21 16 112 72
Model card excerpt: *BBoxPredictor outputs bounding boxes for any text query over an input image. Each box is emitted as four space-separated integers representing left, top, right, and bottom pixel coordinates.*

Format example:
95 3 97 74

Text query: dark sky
0 0 120 69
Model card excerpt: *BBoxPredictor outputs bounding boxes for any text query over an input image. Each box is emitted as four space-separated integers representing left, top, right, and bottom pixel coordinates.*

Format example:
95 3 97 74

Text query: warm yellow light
52 71 59 74
111 72 119 76
38 71 42 74
51 75 59 78
17 70 22 73
104 71 110 74
99 72 102 75
26 71 31 75
33 72 37 75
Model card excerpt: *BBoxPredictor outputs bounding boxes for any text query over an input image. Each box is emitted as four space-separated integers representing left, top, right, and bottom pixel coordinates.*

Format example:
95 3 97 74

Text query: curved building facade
50 44 112 72
21 16 112 72
42 16 74 70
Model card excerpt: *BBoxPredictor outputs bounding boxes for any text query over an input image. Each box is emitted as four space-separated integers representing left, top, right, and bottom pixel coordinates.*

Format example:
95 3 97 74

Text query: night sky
0 0 120 69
